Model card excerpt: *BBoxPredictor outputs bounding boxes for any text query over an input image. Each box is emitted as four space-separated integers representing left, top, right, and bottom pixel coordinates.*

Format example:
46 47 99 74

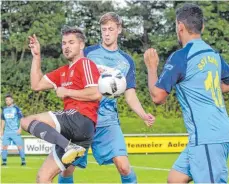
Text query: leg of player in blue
120 168 137 183
1 133 10 166
11 133 26 166
18 148 26 165
58 165 75 184
58 166 137 184
58 175 74 184
1 149 8 166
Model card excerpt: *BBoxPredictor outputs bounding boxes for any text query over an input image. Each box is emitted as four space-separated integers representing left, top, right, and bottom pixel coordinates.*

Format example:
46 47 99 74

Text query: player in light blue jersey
58 12 155 184
1 94 26 166
144 3 229 183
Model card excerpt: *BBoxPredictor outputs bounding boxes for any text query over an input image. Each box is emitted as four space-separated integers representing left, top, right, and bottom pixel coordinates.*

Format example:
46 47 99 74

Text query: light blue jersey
84 44 136 127
1 105 23 133
156 39 229 146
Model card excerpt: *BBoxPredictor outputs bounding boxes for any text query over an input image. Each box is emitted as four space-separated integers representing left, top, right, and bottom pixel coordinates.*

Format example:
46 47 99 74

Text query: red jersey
45 57 100 123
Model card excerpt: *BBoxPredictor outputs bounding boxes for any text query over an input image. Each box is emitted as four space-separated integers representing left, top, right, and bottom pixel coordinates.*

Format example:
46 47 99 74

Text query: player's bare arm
221 82 229 93
56 86 102 101
124 88 155 127
29 34 53 91
144 48 168 104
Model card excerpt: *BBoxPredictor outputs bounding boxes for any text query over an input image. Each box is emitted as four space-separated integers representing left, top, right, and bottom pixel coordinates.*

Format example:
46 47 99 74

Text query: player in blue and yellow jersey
144 3 229 183
1 94 26 166
58 12 155 184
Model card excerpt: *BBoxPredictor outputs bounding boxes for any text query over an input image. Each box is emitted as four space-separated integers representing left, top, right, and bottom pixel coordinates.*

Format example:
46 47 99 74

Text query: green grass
120 117 186 134
3 154 228 183
1 154 177 183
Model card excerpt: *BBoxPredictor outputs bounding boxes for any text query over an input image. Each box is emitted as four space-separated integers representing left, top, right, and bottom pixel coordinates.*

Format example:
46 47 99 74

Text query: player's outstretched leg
21 115 86 164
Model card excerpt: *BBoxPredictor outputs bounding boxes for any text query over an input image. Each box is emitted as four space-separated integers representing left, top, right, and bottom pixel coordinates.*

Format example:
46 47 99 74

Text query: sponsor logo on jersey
165 64 174 70
61 81 73 87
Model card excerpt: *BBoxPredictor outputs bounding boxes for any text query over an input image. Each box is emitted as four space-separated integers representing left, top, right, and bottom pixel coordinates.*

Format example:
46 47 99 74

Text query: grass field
120 117 186 134
2 154 229 183
1 154 177 183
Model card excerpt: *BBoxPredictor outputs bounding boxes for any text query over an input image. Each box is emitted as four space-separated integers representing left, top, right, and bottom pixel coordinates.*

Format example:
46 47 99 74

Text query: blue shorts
2 132 23 147
173 143 229 183
73 125 127 167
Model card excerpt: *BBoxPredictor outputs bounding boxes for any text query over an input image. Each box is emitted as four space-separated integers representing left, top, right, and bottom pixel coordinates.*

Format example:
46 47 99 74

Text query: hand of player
17 128 22 135
28 34 41 57
143 113 155 127
56 87 68 98
144 48 159 69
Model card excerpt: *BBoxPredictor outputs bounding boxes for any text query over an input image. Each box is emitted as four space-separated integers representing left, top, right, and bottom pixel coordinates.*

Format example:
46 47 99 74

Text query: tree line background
1 1 229 123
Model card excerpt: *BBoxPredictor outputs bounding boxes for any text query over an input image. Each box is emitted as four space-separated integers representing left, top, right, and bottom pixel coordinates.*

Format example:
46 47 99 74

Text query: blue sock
19 149 26 163
2 150 8 163
121 169 137 184
58 174 74 184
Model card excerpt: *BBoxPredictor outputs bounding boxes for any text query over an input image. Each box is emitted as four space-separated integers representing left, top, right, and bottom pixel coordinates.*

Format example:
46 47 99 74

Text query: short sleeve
220 56 229 84
126 58 136 89
80 59 100 88
119 51 136 89
44 67 63 89
156 53 186 93
1 109 5 120
15 106 23 119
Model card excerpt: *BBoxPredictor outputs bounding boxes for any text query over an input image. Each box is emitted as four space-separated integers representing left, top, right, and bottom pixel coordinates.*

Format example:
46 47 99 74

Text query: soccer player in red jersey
21 26 101 183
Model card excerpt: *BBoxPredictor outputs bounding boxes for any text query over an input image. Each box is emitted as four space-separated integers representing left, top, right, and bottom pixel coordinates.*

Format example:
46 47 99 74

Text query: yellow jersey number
204 71 224 107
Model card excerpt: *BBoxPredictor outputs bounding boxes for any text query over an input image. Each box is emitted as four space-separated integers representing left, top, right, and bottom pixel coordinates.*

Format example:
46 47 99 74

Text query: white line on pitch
88 161 170 171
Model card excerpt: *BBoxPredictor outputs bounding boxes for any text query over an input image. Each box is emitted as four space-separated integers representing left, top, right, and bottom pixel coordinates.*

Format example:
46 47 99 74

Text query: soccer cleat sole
61 147 86 164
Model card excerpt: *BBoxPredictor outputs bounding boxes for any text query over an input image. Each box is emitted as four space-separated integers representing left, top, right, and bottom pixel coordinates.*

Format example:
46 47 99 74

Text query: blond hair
99 12 122 26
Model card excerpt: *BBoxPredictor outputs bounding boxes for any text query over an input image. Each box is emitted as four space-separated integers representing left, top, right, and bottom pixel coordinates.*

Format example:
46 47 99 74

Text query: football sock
121 168 137 183
58 174 74 184
28 120 69 150
2 150 8 163
18 149 26 162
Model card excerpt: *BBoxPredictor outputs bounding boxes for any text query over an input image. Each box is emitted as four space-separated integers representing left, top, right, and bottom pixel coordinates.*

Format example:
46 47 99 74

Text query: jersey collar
185 38 203 47
99 43 119 53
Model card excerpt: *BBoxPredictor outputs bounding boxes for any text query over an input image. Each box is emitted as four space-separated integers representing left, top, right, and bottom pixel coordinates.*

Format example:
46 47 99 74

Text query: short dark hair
5 94 13 99
99 12 122 26
176 3 204 34
61 25 86 42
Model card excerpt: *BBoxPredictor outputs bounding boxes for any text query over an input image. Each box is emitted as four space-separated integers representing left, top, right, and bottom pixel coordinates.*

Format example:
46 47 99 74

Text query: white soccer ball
98 71 127 98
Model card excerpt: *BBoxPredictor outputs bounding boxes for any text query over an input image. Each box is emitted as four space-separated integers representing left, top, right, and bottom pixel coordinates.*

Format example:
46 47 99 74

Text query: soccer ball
98 71 127 98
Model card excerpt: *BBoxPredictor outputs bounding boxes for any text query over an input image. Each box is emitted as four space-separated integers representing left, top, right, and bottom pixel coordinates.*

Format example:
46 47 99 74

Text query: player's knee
61 166 75 177
17 146 23 150
117 163 131 176
20 117 29 131
36 172 52 183
2 146 8 150
21 117 35 131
